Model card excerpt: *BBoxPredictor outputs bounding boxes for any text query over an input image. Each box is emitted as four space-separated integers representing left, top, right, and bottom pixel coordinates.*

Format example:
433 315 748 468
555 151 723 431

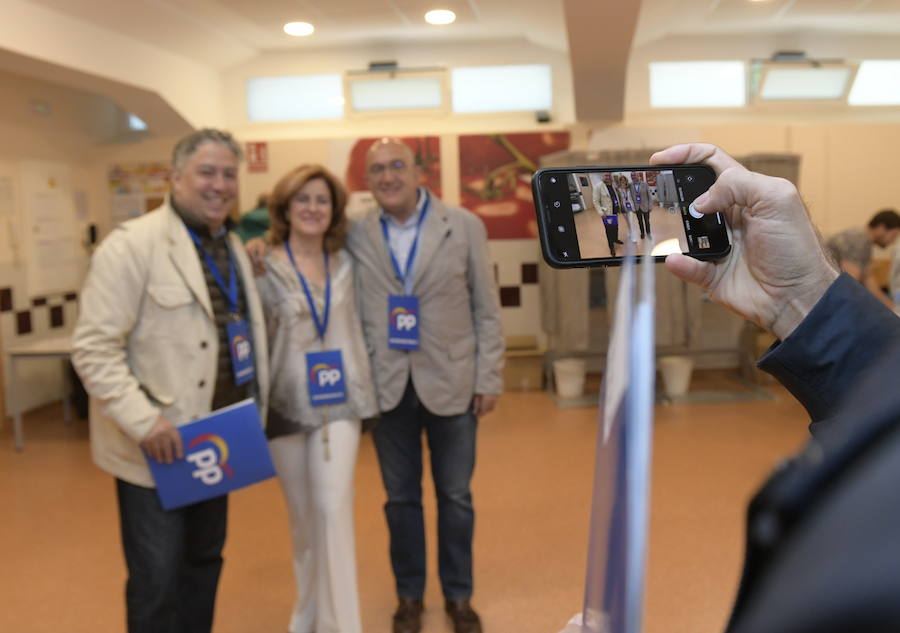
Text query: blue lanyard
186 226 239 315
285 241 331 342
379 191 431 295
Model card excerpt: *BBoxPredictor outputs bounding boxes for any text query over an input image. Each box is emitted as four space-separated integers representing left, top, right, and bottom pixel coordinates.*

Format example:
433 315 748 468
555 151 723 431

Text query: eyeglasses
367 160 408 176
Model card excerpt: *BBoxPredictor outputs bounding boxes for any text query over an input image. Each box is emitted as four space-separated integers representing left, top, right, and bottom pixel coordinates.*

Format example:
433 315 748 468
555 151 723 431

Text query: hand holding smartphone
532 165 731 267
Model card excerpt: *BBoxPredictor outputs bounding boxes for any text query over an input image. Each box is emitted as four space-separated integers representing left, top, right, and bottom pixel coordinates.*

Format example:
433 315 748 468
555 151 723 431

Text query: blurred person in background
825 208 900 308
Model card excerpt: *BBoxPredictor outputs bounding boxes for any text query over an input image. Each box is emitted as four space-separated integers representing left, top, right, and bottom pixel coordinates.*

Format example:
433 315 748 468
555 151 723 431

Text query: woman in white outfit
257 164 377 633
614 174 639 244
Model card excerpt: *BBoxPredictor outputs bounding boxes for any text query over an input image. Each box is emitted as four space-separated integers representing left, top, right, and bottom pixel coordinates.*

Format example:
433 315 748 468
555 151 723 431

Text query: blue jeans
372 380 478 600
116 479 228 633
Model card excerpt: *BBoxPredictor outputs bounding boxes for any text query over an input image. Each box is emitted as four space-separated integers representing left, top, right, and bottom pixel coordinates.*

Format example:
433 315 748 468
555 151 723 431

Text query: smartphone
532 165 731 268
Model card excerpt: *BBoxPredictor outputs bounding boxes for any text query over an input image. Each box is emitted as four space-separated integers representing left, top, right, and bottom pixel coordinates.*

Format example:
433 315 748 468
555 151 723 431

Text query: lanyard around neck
186 225 239 314
379 191 431 296
285 240 331 342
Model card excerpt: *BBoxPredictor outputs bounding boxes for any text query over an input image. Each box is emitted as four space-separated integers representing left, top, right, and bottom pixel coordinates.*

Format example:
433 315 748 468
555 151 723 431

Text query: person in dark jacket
650 142 900 633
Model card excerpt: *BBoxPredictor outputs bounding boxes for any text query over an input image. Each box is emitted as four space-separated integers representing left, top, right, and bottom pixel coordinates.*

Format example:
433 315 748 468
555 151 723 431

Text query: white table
6 335 73 451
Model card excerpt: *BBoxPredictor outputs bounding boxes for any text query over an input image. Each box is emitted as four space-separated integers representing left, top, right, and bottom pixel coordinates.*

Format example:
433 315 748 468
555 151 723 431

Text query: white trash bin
659 356 694 398
553 358 587 399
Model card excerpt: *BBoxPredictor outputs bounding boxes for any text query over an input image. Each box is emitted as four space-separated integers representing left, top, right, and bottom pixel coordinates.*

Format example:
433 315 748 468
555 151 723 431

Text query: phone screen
533 165 730 267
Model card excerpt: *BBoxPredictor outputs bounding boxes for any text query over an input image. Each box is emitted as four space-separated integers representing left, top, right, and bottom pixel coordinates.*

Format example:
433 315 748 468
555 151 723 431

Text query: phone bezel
532 164 731 268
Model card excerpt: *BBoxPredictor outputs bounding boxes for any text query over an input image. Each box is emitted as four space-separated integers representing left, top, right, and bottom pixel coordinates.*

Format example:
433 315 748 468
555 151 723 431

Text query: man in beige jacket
347 139 504 633
72 129 268 633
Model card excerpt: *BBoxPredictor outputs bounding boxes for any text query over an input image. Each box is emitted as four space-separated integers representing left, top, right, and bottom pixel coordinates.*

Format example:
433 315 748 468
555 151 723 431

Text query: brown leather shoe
445 599 483 633
392 597 424 633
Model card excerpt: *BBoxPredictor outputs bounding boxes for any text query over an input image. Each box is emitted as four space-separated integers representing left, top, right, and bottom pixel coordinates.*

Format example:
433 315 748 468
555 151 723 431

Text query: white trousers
625 211 639 243
269 419 362 633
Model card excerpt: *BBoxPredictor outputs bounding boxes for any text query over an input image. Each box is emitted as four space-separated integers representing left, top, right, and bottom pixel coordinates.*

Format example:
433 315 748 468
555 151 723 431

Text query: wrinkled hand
140 416 183 464
245 237 267 277
473 393 499 417
650 144 839 341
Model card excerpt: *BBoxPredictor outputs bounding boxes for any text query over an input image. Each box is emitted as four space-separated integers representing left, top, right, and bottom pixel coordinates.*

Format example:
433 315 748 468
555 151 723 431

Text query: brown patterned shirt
172 202 251 410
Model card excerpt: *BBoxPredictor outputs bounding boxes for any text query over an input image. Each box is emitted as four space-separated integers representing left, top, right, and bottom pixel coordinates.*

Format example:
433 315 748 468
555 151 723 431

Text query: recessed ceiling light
425 9 456 25
284 21 314 37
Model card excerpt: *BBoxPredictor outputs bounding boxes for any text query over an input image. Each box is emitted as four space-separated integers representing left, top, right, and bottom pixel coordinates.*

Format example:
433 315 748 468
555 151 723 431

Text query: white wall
4 20 900 408
1 0 225 128
583 120 900 240
222 38 575 141
0 73 104 417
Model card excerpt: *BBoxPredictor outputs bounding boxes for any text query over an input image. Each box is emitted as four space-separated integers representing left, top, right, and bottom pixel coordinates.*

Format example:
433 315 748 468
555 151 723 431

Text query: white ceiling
635 0 900 47
23 0 900 70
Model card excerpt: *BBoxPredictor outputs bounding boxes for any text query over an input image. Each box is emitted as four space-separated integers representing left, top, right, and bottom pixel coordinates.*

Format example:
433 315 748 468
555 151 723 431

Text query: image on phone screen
533 165 730 267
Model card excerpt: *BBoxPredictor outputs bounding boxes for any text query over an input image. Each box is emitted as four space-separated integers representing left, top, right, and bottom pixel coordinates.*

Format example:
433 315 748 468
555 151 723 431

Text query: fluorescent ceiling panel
759 66 852 100
452 65 552 113
349 77 443 111
246 75 344 121
848 60 900 105
650 61 746 108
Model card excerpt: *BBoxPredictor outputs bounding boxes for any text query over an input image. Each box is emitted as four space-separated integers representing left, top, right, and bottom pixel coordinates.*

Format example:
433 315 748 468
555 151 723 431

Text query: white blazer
72 199 269 487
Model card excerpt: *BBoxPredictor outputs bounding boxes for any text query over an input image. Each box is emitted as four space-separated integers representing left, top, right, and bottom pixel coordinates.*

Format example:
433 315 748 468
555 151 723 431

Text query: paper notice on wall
110 193 145 226
0 177 17 263
26 190 83 294
0 177 14 217
20 161 87 296
74 189 89 221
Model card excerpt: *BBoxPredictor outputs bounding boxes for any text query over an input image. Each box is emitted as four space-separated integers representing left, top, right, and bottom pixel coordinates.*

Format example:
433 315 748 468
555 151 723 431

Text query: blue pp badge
306 349 347 406
226 318 255 386
603 215 618 227
388 295 420 350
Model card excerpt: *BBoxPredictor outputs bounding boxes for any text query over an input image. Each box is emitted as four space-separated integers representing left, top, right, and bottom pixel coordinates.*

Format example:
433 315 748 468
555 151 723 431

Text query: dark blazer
606 183 621 214
726 273 900 633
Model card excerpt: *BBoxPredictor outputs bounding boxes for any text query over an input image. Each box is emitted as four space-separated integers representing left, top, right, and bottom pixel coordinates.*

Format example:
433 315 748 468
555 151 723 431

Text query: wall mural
459 131 570 239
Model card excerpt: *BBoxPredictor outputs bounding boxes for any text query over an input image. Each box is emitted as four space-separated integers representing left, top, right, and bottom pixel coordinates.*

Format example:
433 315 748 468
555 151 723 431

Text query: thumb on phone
665 253 715 289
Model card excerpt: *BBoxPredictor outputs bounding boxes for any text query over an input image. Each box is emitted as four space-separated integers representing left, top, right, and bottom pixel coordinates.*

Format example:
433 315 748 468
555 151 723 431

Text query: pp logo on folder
146 399 275 511
186 433 233 485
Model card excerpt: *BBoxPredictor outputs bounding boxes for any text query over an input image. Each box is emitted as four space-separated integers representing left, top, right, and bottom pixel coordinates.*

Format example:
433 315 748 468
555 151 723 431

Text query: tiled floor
574 207 687 259
0 380 809 633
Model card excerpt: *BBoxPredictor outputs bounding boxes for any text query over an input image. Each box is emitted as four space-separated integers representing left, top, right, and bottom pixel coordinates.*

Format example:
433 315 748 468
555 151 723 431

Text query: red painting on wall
459 131 570 239
344 136 441 195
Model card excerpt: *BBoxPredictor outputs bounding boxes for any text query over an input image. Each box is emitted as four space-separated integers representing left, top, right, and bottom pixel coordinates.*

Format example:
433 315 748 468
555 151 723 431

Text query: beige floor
0 377 809 633
574 207 687 259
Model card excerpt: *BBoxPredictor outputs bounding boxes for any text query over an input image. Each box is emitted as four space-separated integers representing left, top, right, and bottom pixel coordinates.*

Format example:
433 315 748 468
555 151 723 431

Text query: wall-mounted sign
246 142 269 173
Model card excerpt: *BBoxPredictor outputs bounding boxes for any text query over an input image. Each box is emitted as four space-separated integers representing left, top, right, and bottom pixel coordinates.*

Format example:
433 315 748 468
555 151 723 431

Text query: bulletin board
108 162 170 225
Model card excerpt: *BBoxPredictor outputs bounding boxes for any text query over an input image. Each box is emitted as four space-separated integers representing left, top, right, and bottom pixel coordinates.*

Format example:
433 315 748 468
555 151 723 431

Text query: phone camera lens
553 201 561 208
685 175 695 183
549 176 557 184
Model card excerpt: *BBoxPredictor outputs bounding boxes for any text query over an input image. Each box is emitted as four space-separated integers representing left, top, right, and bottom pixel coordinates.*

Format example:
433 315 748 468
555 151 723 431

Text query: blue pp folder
147 399 276 511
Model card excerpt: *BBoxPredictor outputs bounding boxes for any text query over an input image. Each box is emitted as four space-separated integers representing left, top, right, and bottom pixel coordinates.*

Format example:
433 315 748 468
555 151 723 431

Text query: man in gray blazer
632 171 653 240
347 139 504 633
